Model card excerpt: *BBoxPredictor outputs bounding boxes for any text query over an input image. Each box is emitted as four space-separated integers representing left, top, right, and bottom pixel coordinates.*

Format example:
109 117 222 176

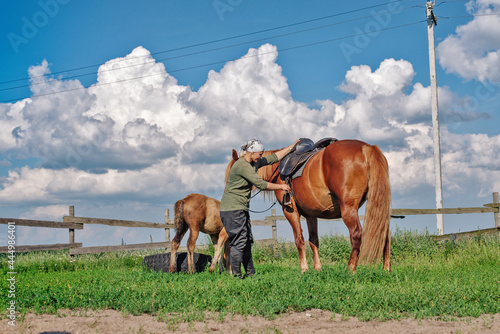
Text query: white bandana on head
241 139 265 153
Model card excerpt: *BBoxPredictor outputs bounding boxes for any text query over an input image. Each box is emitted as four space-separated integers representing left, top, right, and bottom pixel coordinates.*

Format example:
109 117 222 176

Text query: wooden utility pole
426 1 444 235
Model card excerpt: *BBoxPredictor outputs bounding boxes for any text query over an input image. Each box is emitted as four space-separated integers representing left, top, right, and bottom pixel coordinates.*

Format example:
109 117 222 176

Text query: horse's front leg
209 229 228 273
306 217 322 271
284 204 308 273
209 234 220 273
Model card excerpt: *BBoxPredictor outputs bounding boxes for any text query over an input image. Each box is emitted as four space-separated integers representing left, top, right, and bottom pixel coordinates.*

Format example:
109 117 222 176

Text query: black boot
230 249 243 278
242 249 256 277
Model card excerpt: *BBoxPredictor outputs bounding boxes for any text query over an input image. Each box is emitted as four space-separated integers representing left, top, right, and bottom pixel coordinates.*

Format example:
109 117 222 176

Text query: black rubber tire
143 252 212 273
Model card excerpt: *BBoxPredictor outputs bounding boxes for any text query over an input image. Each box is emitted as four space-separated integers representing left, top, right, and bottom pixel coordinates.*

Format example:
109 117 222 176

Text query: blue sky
1 0 499 248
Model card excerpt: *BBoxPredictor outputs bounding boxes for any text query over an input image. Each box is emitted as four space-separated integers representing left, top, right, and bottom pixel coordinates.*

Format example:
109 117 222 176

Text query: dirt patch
2 310 499 334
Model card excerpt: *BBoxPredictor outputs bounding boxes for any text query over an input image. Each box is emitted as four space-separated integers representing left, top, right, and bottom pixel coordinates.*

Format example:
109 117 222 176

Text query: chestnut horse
225 140 391 273
169 193 230 274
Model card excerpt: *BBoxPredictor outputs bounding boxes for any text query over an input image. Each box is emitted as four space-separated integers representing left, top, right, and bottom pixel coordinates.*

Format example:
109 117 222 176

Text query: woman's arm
266 182 290 192
274 140 300 160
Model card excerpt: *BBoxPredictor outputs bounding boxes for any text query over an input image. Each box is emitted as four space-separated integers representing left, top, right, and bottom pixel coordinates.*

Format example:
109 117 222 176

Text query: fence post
165 209 170 250
68 205 75 257
271 209 277 252
493 192 499 235
68 206 75 244
271 209 277 242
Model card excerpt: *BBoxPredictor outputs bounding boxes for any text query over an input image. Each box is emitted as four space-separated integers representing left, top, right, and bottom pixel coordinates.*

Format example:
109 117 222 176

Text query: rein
249 200 278 213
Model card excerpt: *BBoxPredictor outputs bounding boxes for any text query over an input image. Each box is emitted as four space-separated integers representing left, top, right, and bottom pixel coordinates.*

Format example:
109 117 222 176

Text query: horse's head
224 149 240 185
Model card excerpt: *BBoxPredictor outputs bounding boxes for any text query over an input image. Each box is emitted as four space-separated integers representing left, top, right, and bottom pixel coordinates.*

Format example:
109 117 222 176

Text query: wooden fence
1 192 498 254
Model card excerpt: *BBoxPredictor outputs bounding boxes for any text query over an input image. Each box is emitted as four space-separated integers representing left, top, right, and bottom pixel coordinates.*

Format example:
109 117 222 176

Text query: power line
0 4 422 94
439 12 500 19
435 0 469 6
0 0 421 87
0 20 424 104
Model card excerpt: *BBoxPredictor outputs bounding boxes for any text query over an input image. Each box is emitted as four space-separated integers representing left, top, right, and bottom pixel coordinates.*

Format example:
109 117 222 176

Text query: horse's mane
257 149 280 182
224 149 281 199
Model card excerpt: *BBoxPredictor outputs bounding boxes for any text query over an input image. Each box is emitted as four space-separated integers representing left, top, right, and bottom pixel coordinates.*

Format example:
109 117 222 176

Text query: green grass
1 230 499 321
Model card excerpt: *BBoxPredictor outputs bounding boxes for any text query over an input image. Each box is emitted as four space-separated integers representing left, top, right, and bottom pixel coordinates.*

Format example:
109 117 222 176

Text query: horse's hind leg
306 217 322 271
383 231 391 272
187 229 199 274
342 205 363 273
169 228 188 273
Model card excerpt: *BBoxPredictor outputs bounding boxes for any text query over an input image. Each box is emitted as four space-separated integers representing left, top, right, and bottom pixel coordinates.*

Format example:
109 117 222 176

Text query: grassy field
1 229 499 322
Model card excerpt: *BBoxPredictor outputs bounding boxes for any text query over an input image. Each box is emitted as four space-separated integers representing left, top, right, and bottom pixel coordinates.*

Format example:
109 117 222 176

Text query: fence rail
62 216 173 229
1 192 498 254
0 218 83 229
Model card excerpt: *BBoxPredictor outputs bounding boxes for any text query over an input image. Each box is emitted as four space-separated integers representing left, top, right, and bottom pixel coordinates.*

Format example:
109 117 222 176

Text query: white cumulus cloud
0 44 498 220
437 0 500 83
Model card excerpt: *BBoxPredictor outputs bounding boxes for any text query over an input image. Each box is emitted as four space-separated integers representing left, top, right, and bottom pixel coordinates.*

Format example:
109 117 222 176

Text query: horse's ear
232 149 239 161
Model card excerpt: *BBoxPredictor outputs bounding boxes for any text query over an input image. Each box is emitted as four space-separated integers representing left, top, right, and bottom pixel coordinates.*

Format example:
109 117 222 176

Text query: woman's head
241 139 264 153
241 139 265 163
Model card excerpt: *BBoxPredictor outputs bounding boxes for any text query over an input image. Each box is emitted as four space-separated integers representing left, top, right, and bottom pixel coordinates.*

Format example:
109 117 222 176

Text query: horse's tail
359 145 392 265
173 198 189 243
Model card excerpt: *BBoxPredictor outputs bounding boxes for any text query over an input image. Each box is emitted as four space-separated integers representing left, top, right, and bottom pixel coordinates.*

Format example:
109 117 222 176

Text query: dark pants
220 210 255 276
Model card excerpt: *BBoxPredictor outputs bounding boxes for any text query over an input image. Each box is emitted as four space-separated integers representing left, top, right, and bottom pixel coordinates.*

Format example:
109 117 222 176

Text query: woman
220 139 298 279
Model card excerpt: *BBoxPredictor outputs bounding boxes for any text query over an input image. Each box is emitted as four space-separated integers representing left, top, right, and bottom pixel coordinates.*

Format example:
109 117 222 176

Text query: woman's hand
280 184 291 192
290 139 300 151
275 139 301 160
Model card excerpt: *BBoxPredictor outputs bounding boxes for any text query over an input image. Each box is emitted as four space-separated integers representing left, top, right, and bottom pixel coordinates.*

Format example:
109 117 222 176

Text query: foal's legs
209 234 220 273
169 227 188 273
284 206 308 273
210 228 229 273
186 229 200 274
341 204 363 273
306 217 322 271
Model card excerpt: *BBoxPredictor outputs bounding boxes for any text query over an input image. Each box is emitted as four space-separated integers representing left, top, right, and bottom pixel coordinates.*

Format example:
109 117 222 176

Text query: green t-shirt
220 153 279 212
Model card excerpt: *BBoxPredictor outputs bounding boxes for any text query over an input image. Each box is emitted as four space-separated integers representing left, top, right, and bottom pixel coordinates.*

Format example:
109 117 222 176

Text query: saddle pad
290 153 316 180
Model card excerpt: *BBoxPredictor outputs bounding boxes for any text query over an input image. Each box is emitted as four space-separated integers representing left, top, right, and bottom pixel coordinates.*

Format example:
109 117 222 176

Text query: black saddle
279 137 337 179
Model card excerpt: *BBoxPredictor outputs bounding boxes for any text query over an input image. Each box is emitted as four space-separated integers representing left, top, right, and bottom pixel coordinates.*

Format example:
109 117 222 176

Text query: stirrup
283 191 292 206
